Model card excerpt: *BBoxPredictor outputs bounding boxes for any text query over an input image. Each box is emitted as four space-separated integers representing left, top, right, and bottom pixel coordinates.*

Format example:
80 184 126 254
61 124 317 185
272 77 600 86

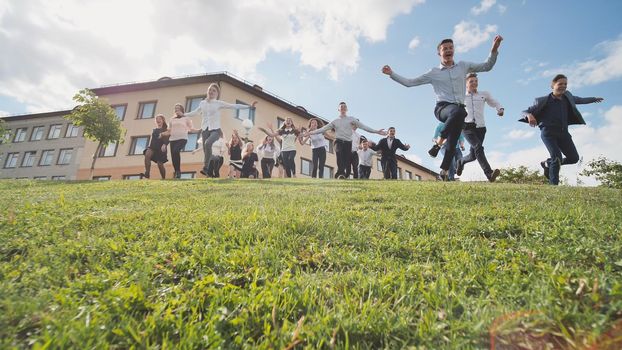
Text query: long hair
207 83 221 100
155 114 168 130
279 117 299 135
174 103 185 118
308 118 324 130
242 142 255 159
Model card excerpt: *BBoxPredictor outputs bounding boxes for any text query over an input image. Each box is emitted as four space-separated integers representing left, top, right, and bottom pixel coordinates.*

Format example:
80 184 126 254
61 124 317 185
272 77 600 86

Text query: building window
112 104 127 121
179 172 195 179
129 136 149 155
397 167 402 179
21 151 36 167
183 133 200 152
137 101 157 119
51 176 66 180
30 126 45 141
65 124 80 138
4 152 19 168
300 158 311 176
327 138 334 154
48 124 63 139
99 142 118 157
376 158 383 171
123 174 142 180
235 100 255 123
57 148 73 165
39 150 54 166
415 174 422 181
13 128 27 142
93 176 111 181
277 117 285 129
185 96 205 112
405 170 412 180
323 165 334 179
34 176 47 180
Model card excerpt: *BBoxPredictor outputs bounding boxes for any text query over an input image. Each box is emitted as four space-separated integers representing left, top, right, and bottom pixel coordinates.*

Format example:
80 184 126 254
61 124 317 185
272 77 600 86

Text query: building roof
0 109 72 121
91 72 330 124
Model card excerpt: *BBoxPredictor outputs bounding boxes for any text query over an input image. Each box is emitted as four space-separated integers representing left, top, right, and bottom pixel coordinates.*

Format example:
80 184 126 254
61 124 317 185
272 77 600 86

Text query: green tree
496 165 548 185
580 156 622 189
0 117 11 144
66 89 124 179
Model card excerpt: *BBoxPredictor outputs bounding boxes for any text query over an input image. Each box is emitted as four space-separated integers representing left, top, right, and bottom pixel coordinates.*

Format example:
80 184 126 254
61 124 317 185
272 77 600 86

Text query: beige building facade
1 72 438 181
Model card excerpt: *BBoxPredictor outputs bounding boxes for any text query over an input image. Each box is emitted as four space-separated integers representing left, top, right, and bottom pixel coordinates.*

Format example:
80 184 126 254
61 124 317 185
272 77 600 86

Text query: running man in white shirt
458 73 504 181
382 35 503 180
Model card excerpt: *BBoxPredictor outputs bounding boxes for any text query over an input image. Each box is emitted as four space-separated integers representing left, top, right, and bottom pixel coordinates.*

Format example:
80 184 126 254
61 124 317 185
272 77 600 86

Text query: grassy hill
1 179 621 349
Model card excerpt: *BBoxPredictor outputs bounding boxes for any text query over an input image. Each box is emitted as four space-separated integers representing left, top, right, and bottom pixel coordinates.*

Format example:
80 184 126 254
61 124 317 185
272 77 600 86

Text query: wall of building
0 113 84 180
80 77 437 181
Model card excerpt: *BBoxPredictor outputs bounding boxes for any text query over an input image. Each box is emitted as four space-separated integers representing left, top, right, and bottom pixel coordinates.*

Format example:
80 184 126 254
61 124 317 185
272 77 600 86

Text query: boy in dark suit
370 127 410 179
520 74 604 185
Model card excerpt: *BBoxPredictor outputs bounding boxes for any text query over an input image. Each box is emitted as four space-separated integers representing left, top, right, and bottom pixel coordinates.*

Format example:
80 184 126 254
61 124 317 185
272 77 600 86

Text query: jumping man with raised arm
382 35 503 180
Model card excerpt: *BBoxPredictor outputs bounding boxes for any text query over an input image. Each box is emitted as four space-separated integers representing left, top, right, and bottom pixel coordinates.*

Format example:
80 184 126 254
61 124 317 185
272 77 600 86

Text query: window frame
21 151 37 167
185 95 205 113
57 148 73 165
13 128 27 142
39 149 55 166
30 126 45 141
182 133 200 152
129 136 150 155
405 170 412 180
122 174 143 180
98 141 119 157
4 152 19 168
323 165 334 179
47 124 63 139
65 123 80 138
112 104 128 121
93 176 111 181
376 158 383 171
179 172 196 179
137 101 157 119
234 99 256 123
300 157 312 176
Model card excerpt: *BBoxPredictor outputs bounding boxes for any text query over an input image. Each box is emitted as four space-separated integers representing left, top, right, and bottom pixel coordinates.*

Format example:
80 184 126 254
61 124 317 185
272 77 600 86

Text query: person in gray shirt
307 102 386 179
382 35 503 180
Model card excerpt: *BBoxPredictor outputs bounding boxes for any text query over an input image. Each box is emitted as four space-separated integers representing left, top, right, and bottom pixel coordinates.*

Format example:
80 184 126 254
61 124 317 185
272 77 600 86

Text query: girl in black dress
226 130 243 178
240 142 259 178
141 114 169 179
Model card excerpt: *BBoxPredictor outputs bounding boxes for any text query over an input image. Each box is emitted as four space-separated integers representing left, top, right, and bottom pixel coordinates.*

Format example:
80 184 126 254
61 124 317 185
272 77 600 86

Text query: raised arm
467 35 502 73
382 65 431 87
308 121 334 136
184 102 202 118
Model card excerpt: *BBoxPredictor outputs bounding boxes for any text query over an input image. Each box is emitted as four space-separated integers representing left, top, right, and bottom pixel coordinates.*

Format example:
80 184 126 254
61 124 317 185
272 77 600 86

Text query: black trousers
281 150 296 177
462 125 493 177
312 147 326 178
334 140 352 178
350 151 359 179
434 102 467 171
358 165 371 179
261 158 275 178
169 139 187 174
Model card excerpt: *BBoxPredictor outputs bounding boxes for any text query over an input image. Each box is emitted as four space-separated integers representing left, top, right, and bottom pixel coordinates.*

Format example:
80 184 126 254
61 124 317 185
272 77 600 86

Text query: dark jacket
371 137 409 161
518 91 598 126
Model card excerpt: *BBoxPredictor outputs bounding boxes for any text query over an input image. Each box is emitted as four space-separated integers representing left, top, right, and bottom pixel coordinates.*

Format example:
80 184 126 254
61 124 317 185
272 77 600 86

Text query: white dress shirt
357 148 376 167
389 52 498 105
465 91 503 128
184 99 253 131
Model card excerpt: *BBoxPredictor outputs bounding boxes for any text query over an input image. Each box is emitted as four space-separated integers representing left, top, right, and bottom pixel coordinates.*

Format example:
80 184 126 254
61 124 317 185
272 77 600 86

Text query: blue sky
1 0 621 184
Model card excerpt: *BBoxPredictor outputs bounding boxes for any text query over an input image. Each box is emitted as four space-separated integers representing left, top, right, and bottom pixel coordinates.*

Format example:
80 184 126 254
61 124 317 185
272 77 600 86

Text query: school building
0 72 438 181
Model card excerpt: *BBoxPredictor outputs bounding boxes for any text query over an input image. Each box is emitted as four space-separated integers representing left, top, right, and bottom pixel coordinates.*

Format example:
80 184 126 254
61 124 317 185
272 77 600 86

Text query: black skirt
144 146 168 163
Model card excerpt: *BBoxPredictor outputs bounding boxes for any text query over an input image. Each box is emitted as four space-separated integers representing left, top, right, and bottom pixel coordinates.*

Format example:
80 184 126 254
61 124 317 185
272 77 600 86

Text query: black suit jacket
518 91 598 126
371 137 408 161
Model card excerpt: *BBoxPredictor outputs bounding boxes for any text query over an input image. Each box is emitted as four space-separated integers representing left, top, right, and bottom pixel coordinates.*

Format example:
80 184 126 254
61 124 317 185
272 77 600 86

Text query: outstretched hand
378 129 388 136
491 35 503 53
381 65 393 75
527 113 537 127
595 97 605 103
497 108 505 117
405 144 411 150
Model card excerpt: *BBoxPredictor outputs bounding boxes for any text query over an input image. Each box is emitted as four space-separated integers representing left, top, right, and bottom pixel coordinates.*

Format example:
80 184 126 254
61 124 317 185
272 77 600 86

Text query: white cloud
506 129 536 140
497 4 507 14
452 21 497 53
403 153 422 165
0 0 425 112
461 105 622 185
408 36 421 53
524 36 622 89
471 0 496 15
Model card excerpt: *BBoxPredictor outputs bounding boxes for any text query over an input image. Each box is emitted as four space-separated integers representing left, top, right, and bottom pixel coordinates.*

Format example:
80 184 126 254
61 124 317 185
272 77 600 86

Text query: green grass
1 179 621 349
